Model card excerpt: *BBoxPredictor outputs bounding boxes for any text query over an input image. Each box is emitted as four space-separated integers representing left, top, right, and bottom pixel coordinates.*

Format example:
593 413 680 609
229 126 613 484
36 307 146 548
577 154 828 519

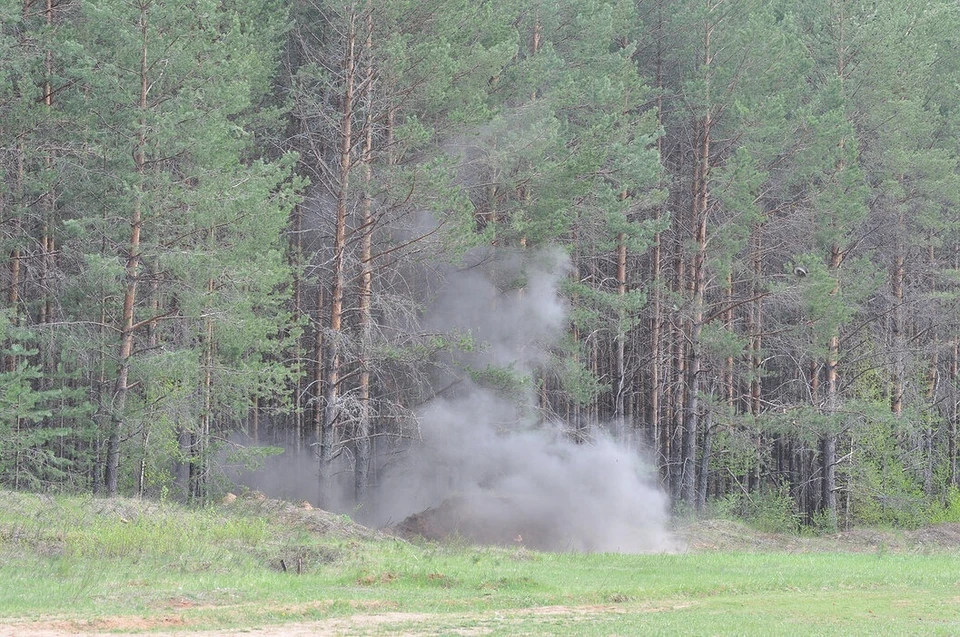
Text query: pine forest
4 0 960 533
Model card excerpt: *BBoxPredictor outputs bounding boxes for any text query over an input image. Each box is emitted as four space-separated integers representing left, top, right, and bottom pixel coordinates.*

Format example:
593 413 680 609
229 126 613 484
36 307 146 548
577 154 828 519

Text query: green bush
710 486 800 534
928 487 960 524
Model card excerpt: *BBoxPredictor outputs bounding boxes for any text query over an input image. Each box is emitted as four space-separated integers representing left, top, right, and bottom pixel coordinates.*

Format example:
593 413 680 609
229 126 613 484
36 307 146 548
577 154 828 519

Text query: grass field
1 490 959 636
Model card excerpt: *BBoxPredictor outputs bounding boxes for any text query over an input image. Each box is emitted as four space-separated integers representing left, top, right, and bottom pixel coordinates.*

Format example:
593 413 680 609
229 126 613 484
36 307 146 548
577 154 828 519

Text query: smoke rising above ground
233 246 675 552
375 389 674 552
369 247 675 553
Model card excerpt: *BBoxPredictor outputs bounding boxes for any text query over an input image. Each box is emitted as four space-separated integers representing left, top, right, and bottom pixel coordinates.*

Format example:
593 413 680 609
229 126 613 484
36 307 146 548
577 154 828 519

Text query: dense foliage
3 0 960 529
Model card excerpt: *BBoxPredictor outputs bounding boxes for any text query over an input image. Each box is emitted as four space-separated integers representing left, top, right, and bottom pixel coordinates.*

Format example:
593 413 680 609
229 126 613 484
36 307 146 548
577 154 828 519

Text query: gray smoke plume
368 246 676 553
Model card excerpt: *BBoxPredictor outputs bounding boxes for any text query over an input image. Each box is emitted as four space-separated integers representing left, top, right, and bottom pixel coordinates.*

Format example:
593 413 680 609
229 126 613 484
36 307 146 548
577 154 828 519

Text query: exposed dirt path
0 602 687 637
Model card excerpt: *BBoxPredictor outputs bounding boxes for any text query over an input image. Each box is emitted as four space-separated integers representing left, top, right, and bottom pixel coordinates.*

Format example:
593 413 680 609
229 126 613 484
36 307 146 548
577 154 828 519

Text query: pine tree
69 0 297 497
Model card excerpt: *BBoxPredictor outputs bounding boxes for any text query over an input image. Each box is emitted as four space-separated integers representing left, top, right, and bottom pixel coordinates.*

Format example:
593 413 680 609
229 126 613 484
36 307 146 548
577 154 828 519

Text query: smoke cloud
368 247 675 553
233 245 675 552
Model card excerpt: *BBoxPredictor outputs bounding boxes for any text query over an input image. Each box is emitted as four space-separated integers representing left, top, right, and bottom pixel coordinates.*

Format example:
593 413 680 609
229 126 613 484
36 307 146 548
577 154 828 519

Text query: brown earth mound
222 492 387 541
389 495 678 552
392 495 540 547
680 518 960 553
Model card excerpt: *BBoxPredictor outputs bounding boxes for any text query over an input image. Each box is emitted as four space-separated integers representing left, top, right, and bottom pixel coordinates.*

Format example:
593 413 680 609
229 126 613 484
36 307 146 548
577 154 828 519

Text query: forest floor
3 492 960 636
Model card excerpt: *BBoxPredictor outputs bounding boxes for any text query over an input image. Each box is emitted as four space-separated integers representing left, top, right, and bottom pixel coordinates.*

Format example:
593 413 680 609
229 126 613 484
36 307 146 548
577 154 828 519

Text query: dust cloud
234 246 675 552
367 247 675 553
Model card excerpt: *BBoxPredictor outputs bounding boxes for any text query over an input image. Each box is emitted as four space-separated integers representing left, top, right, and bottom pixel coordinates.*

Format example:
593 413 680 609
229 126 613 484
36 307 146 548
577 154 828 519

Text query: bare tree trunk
312 283 324 444
951 330 958 488
195 274 215 503
821 244 843 528
355 1 374 505
749 230 762 417
680 3 714 508
648 0 666 470
319 11 357 506
890 207 905 415
615 230 627 435
667 223 686 497
951 243 960 489
251 395 259 444
38 0 55 327
723 270 734 409
924 241 938 496
650 227 664 467
681 109 711 507
290 197 304 449
696 411 714 512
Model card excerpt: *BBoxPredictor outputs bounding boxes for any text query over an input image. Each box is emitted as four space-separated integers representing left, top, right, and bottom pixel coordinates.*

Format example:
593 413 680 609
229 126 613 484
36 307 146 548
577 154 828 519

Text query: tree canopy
4 0 960 530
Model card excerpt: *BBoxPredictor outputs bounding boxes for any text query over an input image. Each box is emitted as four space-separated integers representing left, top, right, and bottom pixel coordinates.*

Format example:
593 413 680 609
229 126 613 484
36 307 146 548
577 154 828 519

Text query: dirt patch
0 602 690 637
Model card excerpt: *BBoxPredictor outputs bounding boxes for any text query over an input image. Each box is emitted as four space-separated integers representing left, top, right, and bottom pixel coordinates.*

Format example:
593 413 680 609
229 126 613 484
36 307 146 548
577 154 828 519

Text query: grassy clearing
1 491 959 636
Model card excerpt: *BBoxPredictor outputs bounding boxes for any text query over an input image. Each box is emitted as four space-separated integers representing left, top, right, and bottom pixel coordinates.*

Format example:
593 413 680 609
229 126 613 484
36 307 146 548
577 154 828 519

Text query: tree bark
951 330 958 488
821 244 843 528
105 3 149 496
696 411 714 512
890 207 905 415
749 230 762 417
615 230 627 436
355 1 374 505
319 10 357 506
680 2 715 508
681 112 711 507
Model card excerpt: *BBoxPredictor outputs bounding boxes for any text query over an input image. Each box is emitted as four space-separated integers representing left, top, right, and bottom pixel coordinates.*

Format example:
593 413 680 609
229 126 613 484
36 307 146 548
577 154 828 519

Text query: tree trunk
681 109 711 507
749 230 762 417
924 242 938 496
614 230 627 436
290 200 305 450
890 207 905 415
355 2 374 505
196 275 215 503
105 6 149 496
5 139 24 374
951 332 958 488
723 270 734 409
696 411 714 512
319 11 357 506
38 0 55 326
821 244 843 528
680 3 714 508
312 282 324 444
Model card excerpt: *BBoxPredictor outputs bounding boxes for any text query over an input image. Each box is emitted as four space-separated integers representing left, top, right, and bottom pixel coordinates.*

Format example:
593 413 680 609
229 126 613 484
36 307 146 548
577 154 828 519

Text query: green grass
1 490 959 635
